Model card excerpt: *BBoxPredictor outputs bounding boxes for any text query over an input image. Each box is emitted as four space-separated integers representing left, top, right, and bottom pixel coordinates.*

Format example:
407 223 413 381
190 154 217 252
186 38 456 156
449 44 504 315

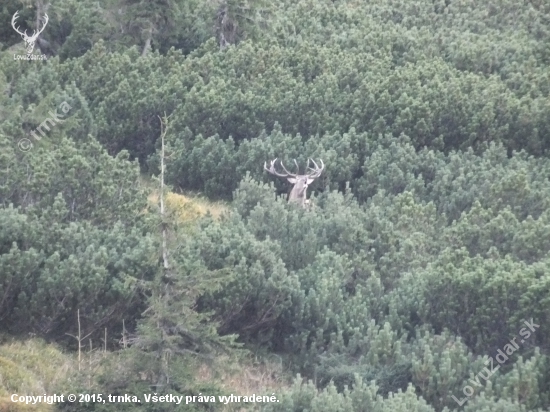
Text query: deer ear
287 177 297 184
306 178 315 184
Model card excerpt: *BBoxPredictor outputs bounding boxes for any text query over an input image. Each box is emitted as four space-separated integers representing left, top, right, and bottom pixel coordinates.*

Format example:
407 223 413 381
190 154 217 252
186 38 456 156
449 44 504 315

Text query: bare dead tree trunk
77 309 81 371
217 1 236 50
66 309 93 372
158 114 170 270
35 0 44 28
122 319 127 349
156 113 173 390
142 23 153 57
35 0 51 53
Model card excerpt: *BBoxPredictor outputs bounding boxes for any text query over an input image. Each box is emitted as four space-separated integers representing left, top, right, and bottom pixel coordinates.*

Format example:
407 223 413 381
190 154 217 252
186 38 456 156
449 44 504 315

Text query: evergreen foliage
1 0 550 410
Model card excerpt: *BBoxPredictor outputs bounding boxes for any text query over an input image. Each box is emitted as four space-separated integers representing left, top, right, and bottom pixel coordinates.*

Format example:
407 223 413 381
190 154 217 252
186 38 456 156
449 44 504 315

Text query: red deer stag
264 158 324 209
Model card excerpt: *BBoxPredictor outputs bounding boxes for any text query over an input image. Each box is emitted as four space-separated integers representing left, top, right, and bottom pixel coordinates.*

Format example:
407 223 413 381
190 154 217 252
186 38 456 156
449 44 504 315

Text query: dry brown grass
147 190 228 222
0 398 47 412
0 338 289 412
140 174 228 222
0 339 75 412
195 354 288 411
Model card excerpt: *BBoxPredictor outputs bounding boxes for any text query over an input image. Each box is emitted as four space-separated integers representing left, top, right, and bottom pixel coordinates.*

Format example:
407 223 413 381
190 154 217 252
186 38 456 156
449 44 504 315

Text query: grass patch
0 338 75 411
195 353 289 411
141 174 228 222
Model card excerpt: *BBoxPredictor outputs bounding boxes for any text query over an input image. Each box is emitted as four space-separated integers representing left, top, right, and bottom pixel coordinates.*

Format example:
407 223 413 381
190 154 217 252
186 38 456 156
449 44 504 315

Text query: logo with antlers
11 11 49 55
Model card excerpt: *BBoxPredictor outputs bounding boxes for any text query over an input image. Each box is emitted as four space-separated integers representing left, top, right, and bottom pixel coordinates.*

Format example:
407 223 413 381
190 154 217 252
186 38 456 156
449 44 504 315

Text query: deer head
264 158 324 208
12 11 49 55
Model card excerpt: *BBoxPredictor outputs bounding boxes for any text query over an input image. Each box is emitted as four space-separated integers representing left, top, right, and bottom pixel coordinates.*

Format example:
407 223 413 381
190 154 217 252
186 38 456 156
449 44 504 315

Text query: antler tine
293 159 300 174
279 160 295 176
306 158 324 177
264 158 295 177
264 159 281 175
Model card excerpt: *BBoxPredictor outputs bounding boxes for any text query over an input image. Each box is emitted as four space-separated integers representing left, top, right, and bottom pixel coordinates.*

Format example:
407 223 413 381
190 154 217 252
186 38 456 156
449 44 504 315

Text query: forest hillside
1 0 550 411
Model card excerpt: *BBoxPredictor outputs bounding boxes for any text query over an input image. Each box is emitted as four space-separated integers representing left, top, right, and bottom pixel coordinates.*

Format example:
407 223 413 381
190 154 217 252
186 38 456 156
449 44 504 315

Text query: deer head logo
264 158 324 209
11 11 49 55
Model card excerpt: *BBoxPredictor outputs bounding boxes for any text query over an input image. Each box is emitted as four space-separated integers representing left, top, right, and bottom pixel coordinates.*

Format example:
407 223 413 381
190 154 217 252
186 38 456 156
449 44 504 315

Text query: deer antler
305 158 324 178
264 158 298 178
264 158 324 178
